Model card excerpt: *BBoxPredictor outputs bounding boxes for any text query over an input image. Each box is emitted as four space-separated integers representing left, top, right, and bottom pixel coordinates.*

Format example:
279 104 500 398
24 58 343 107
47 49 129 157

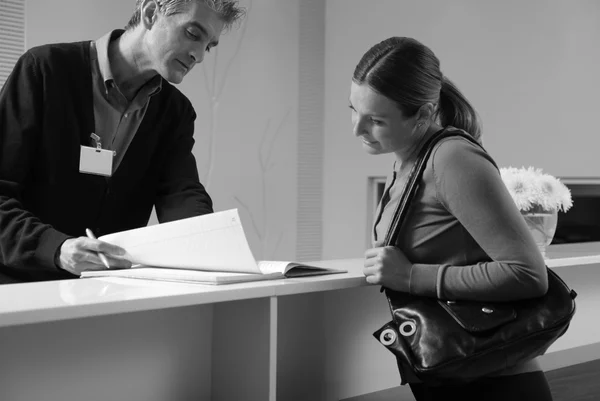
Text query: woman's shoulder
429 127 496 172
433 127 481 151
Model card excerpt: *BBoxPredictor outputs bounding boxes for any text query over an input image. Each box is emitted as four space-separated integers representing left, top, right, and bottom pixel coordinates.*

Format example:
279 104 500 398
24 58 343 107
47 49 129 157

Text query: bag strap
383 129 480 246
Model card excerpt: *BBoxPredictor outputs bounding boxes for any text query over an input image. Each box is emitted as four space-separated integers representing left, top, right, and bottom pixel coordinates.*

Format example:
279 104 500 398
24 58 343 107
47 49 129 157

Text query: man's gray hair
125 0 245 31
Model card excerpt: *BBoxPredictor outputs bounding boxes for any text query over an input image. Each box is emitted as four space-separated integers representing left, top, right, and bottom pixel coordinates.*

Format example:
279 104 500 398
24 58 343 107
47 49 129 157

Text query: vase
521 210 558 258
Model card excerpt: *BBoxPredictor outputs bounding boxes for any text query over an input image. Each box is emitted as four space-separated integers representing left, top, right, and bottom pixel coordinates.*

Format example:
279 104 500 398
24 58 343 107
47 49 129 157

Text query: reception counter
1 242 599 401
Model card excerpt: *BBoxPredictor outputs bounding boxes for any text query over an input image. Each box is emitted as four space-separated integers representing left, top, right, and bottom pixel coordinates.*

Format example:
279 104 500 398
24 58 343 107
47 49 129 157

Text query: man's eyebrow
190 21 219 47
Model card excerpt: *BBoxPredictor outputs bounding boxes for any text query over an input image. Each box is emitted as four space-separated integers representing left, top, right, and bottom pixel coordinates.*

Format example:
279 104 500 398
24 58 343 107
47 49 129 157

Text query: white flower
500 166 573 213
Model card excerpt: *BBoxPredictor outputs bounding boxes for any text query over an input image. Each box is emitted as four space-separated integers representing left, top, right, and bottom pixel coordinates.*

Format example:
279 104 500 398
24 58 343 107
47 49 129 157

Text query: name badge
79 146 114 177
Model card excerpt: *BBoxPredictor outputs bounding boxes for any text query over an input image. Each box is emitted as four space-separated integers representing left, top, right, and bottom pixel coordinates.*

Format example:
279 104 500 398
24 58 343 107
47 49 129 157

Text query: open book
80 209 345 285
81 260 345 285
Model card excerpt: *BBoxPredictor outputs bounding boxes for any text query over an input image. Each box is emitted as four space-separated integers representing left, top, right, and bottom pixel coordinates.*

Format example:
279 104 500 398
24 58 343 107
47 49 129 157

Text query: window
0 0 26 89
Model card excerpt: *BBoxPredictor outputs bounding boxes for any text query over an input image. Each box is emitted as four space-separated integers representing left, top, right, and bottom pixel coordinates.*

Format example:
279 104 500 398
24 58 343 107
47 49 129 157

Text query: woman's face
349 82 417 157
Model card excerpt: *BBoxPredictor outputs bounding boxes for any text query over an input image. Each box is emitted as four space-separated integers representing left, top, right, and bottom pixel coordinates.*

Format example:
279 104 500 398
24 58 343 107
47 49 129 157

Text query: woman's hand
363 244 412 292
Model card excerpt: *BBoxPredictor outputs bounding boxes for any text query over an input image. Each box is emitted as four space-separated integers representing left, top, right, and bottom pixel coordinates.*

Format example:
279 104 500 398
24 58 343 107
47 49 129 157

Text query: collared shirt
90 30 162 172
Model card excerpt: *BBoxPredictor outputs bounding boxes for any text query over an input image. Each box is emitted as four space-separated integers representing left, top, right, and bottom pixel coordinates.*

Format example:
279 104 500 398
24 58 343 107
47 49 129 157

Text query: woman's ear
141 0 160 29
415 103 435 125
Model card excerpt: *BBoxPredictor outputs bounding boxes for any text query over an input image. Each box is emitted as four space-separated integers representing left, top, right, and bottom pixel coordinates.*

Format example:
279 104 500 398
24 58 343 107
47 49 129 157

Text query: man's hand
57 237 132 276
363 244 412 292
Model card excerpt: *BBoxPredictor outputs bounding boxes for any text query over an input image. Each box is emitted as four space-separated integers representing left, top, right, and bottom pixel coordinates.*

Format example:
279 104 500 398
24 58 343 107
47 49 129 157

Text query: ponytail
437 76 482 143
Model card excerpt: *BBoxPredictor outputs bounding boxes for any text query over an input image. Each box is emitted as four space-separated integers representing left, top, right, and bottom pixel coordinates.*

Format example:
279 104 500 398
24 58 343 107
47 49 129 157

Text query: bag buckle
399 321 417 336
380 328 397 345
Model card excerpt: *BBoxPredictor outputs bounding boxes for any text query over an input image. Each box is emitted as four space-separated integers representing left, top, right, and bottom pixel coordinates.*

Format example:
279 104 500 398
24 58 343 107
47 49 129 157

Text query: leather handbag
373 129 577 385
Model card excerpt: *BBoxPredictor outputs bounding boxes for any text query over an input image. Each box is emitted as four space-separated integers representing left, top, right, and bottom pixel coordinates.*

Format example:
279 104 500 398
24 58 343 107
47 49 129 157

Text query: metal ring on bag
399 321 417 337
380 328 397 346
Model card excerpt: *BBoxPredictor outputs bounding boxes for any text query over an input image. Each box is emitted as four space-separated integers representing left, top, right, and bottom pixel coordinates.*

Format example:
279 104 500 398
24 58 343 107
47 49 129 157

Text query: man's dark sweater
0 41 213 282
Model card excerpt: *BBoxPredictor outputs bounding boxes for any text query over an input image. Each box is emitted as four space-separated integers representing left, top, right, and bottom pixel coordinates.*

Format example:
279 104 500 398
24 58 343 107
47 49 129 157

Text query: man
0 0 245 283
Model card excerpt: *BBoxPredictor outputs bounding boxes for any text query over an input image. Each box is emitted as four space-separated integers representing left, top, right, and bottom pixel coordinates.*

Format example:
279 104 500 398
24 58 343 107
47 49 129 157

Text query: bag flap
438 300 517 333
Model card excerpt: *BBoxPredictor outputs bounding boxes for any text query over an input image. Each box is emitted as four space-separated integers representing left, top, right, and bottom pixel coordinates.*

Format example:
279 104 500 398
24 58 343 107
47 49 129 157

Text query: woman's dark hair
352 37 481 142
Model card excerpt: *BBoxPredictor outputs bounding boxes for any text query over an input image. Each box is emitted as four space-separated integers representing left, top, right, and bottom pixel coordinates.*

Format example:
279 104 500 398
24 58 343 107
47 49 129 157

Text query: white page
82 268 282 284
257 261 292 275
98 209 261 274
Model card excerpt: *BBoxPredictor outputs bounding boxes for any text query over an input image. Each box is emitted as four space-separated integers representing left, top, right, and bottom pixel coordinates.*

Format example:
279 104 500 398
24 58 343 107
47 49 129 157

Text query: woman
351 37 553 400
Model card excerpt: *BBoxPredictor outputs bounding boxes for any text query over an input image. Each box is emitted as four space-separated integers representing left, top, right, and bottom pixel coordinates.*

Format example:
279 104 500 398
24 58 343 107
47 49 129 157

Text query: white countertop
1 242 599 328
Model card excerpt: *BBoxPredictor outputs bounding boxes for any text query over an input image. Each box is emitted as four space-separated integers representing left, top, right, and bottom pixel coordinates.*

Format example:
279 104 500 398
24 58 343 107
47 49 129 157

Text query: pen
85 228 111 269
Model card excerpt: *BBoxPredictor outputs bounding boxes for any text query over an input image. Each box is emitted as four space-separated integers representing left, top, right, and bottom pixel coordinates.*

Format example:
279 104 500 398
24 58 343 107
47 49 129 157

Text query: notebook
81 260 345 285
80 209 346 284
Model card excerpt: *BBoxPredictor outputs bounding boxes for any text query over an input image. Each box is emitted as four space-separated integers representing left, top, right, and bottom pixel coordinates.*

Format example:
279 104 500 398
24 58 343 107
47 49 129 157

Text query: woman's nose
353 118 367 137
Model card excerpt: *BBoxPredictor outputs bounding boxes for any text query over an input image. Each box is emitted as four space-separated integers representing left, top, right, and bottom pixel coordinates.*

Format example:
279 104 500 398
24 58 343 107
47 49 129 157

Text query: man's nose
189 49 205 65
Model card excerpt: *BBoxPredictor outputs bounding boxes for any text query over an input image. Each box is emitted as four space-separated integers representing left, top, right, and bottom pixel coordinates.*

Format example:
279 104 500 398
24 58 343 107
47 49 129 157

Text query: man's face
145 1 225 84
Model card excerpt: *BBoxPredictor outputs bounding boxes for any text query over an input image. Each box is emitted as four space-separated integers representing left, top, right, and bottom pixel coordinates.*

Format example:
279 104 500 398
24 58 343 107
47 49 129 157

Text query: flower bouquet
500 166 573 256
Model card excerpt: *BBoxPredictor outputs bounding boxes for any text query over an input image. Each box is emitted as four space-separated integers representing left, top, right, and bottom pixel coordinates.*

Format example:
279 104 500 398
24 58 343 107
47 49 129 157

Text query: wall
323 0 600 259
176 0 300 261
25 0 324 261
23 0 600 261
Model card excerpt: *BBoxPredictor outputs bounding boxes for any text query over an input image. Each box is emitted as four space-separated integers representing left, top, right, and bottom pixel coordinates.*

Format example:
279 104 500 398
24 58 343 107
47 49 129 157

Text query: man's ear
141 0 160 29
415 103 435 125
